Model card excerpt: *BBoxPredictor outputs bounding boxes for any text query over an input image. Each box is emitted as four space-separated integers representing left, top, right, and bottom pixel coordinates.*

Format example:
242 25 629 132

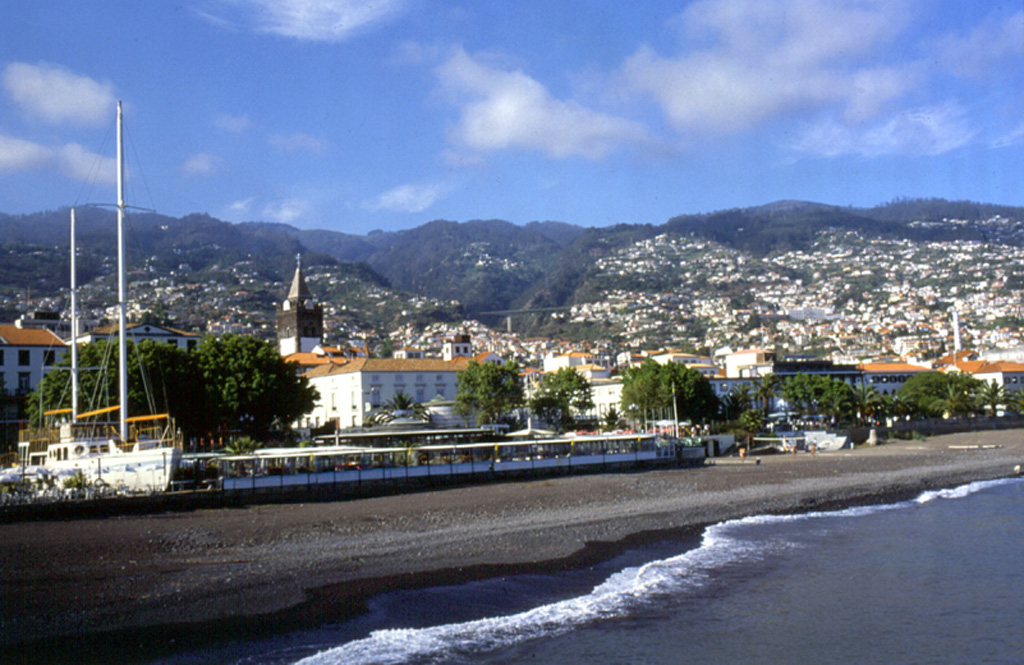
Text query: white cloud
936 10 1024 79
54 143 118 183
790 103 977 157
218 0 406 42
618 0 915 134
269 133 326 153
0 134 52 172
366 183 445 213
229 197 255 214
991 123 1024 150
214 113 253 133
0 134 116 183
2 62 115 126
182 153 222 177
262 198 308 224
436 48 649 159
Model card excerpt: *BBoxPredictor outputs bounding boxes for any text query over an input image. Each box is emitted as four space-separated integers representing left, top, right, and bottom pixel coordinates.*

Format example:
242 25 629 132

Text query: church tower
277 255 324 356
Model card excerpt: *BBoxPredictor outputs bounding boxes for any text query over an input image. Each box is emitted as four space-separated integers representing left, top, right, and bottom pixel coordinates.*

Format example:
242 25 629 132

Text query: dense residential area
6 205 1024 451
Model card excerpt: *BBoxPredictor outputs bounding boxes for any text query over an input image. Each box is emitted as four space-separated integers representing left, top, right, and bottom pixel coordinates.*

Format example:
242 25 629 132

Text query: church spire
287 253 312 302
277 254 324 356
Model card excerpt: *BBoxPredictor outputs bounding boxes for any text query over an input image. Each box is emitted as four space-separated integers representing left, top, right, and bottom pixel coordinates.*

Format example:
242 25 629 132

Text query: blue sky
1 1 1022 234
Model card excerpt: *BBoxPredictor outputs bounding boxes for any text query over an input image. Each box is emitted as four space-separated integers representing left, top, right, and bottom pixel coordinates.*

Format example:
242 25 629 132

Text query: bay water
164 477 1024 664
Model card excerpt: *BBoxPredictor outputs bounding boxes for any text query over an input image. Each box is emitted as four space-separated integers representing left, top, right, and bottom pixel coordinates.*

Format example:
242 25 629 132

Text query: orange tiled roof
858 362 931 372
304 356 472 378
0 325 66 347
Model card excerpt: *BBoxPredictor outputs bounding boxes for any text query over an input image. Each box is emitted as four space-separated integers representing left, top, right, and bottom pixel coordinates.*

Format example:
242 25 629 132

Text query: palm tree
933 380 975 419
224 436 260 455
367 391 430 425
730 384 755 413
751 373 780 416
601 406 625 432
852 384 884 425
976 380 1006 417
1006 389 1024 415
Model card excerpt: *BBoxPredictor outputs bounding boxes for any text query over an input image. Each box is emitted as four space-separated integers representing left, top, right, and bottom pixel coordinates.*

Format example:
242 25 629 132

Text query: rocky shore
2 429 1022 662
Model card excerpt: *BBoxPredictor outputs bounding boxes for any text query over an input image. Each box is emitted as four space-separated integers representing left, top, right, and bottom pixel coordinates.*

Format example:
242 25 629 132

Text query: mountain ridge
3 198 1024 332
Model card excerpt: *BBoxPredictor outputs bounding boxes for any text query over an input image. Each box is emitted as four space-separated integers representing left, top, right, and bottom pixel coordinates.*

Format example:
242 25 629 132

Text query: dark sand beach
2 430 1022 661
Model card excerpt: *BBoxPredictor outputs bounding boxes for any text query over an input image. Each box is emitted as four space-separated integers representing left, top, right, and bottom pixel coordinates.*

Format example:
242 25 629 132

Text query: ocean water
166 477 1024 665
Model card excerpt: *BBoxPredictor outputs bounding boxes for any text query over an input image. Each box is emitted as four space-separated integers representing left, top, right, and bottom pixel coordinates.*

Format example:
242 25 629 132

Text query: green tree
196 334 319 439
933 374 980 419
620 360 668 428
899 371 981 418
601 406 625 432
28 339 209 438
529 367 594 432
819 379 855 425
737 408 765 450
224 435 260 455
976 380 1006 417
620 360 719 426
780 373 831 416
729 383 755 413
851 384 884 425
454 360 523 426
666 362 719 424
751 373 780 416
366 391 430 425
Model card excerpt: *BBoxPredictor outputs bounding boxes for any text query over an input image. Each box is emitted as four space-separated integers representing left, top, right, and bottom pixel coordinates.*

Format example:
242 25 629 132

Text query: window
0 349 4 366
44 350 56 365
18 372 30 392
18 350 30 366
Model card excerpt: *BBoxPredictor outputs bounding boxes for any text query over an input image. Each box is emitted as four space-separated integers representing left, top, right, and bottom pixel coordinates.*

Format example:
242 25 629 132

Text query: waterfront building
302 356 472 429
858 361 932 395
0 324 66 396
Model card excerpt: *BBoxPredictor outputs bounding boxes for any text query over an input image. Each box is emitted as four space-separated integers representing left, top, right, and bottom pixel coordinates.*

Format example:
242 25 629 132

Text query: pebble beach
2 430 1022 662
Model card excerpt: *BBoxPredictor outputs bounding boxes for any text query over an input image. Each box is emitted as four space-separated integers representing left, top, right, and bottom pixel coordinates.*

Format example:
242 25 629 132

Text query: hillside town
7 231 1024 444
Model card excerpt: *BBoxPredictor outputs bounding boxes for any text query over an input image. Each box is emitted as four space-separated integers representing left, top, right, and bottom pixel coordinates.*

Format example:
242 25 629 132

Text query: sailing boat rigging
19 102 183 492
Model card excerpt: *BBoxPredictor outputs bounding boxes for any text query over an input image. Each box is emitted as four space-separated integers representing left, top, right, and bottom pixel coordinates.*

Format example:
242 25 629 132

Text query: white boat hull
46 445 182 492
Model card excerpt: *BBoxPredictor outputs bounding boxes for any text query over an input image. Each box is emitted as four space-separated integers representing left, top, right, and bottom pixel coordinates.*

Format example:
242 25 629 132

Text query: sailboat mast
116 101 128 442
70 207 79 420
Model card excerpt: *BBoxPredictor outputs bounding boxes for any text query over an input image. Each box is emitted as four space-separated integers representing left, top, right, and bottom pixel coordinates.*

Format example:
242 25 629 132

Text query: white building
79 322 201 351
543 350 594 373
858 362 932 395
302 357 472 429
0 324 66 395
722 348 776 378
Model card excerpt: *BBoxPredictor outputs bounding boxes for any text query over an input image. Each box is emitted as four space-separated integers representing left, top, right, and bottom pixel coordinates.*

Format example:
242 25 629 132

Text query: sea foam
293 477 1020 665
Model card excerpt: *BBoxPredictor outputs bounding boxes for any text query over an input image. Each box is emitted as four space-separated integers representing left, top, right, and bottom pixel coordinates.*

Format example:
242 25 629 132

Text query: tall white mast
70 207 79 420
116 101 128 442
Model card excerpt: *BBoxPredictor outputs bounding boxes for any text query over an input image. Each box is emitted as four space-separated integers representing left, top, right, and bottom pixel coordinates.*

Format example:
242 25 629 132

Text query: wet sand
2 430 1022 662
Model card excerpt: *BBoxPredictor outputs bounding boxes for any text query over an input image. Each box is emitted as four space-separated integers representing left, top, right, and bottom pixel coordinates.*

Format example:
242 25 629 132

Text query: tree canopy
620 360 719 427
898 371 982 418
528 366 595 432
454 359 523 426
29 335 318 442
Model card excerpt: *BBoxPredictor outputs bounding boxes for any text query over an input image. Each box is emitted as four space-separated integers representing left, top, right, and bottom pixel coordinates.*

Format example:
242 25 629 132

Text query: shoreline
2 430 1023 662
